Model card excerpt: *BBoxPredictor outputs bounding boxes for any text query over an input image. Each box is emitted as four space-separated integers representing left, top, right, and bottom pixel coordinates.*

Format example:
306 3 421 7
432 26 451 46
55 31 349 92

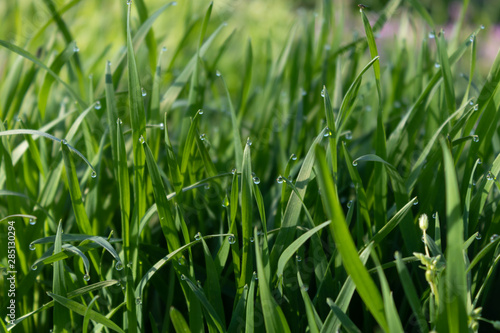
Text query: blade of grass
315 146 388 331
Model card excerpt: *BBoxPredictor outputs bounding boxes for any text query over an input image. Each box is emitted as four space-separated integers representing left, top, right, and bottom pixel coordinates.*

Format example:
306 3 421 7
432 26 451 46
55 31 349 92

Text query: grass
1 0 500 332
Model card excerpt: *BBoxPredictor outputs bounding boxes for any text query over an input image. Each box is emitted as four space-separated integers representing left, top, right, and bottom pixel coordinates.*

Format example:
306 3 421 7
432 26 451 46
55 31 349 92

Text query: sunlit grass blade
170 307 191 333
437 138 468 332
436 30 456 115
0 39 86 107
315 146 388 331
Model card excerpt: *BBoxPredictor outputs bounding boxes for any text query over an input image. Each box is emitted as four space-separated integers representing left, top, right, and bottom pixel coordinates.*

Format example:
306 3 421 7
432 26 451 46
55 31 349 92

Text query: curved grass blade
48 293 125 333
38 41 77 117
0 39 86 107
82 295 100 333
276 221 330 280
315 146 388 331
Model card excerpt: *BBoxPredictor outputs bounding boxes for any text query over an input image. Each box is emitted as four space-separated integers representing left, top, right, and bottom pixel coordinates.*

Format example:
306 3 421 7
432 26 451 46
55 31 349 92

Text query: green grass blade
170 307 192 333
53 221 69 333
218 73 243 169
181 275 226 332
315 146 388 331
126 2 147 226
438 138 468 332
254 228 291 333
143 141 181 251
240 143 253 289
297 270 321 333
276 221 330 280
0 39 86 107
325 299 362 333
61 141 93 235
245 277 256 333
48 293 125 333
436 30 456 115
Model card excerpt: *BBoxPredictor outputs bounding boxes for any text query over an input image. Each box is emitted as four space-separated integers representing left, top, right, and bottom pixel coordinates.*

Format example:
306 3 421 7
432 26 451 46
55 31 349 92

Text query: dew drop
31 264 38 271
62 139 68 145
94 101 101 110
301 88 307 96
222 197 229 207
347 200 353 208
200 133 206 141
198 109 204 115
141 87 147 97
253 271 258 281
276 175 284 184
136 297 142 305
473 181 476 186
127 0 132 5
216 70 221 77
478 158 482 164
49 329 53 333
115 261 124 271
470 101 474 106
434 63 441 68
253 177 261 185
228 235 236 244
29 218 36 226
195 232 201 241
432 213 436 219
321 88 325 97
429 32 435 39
73 44 79 52
244 284 249 290
181 274 187 281
474 104 479 111
476 233 482 240
91 171 97 179
352 161 358 167
231 168 237 175
296 255 302 262
365 105 372 112
345 131 352 140
204 183 210 190
490 234 499 242
486 171 496 181
159 122 164 130
162 46 167 52
291 153 297 161
301 284 309 292
323 127 330 137
172 1 177 5
127 261 132 268
250 237 254 243
480 24 485 30
421 235 425 243
139 135 145 144
414 199 419 205
83 274 90 282
472 135 479 143
178 257 185 266
246 138 252 146
470 36 474 42
29 243 36 251
117 118 122 125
